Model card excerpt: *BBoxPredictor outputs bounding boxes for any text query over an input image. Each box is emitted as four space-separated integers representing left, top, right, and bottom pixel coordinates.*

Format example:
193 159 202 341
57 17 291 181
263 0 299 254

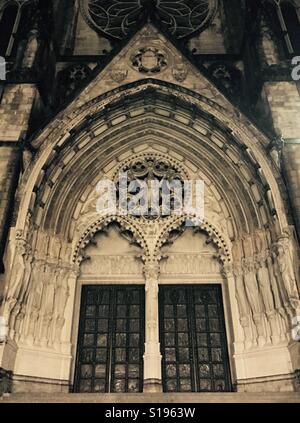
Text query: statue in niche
272 240 299 305
233 263 249 318
24 262 45 344
8 247 33 339
233 263 254 348
242 258 263 316
255 252 275 313
53 269 70 345
255 252 282 341
232 241 255 347
242 257 266 343
39 265 56 346
266 250 284 310
14 304 27 343
4 242 28 319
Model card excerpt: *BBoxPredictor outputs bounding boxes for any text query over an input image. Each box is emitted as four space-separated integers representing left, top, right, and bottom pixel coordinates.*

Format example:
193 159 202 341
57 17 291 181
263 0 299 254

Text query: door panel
74 285 145 393
159 285 232 393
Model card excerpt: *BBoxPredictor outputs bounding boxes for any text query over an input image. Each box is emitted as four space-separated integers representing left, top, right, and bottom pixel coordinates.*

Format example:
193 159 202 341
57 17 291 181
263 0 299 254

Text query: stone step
1 392 300 403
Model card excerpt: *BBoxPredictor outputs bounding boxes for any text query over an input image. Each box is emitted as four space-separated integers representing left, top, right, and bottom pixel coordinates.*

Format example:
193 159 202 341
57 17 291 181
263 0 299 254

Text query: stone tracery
1 70 299 393
80 0 219 40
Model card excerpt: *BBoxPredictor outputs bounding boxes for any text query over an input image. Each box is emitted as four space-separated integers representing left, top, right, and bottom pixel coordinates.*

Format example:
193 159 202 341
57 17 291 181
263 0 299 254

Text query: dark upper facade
0 0 300 137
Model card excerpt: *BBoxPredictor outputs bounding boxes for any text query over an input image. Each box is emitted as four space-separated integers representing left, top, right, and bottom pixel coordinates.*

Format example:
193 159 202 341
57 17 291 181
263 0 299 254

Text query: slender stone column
60 267 80 354
223 265 246 353
143 261 162 393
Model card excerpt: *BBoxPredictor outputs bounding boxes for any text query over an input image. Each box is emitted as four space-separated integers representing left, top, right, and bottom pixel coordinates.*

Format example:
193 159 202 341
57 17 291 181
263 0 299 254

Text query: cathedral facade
0 0 300 397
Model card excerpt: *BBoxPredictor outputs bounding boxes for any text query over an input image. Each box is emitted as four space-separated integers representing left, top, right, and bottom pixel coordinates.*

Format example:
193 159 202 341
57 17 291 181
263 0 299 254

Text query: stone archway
0 81 299 393
70 212 234 393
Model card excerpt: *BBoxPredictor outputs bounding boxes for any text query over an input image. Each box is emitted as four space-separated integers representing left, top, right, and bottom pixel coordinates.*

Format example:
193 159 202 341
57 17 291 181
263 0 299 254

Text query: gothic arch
73 215 150 265
16 79 289 244
2 77 299 394
154 215 231 265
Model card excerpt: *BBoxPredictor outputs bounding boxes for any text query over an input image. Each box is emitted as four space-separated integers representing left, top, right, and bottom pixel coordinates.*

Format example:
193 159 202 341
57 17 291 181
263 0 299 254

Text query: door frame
71 278 235 391
72 283 145 394
159 284 233 393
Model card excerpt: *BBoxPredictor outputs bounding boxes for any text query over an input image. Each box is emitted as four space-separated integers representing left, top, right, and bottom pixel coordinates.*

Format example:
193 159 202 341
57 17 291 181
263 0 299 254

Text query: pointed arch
15 80 289 251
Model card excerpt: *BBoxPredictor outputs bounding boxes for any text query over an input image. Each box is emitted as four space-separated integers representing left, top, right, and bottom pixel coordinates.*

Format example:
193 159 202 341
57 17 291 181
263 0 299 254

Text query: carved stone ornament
131 47 168 74
110 67 128 83
172 64 188 83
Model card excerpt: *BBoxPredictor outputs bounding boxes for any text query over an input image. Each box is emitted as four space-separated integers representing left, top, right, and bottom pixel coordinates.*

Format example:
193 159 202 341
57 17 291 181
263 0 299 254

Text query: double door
74 284 231 393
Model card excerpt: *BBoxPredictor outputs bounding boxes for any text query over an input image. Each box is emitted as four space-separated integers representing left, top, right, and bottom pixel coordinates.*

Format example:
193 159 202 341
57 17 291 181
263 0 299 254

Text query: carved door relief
74 285 145 393
159 285 232 393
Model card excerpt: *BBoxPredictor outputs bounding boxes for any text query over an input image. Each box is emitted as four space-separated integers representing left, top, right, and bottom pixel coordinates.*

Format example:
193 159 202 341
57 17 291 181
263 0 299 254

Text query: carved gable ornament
131 47 168 74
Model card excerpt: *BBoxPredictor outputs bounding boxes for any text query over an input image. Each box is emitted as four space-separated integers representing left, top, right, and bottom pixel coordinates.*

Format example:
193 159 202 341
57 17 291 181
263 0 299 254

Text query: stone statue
4 242 28 321
273 241 299 304
255 253 275 313
53 269 70 345
233 262 256 348
24 262 46 344
39 265 56 346
233 263 249 318
266 251 283 309
242 257 266 344
242 258 262 316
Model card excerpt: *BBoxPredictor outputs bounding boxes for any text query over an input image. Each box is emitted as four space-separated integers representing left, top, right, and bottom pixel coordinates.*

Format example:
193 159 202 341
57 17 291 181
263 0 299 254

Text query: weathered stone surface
0 85 36 142
2 392 300 404
0 2 299 399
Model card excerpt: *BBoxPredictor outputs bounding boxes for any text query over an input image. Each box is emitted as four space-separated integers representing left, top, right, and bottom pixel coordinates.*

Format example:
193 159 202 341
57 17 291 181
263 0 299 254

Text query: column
143 260 162 393
223 266 246 353
60 266 80 354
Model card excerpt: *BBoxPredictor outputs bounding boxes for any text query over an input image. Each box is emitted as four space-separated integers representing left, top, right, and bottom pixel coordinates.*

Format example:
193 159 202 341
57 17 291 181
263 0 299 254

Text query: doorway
159 285 232 392
74 285 145 393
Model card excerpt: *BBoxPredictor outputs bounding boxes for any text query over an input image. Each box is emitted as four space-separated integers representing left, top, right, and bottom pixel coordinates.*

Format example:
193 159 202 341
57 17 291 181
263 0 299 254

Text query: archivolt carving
17 81 288 249
25 79 278 175
4 76 297 365
204 188 229 236
112 152 190 181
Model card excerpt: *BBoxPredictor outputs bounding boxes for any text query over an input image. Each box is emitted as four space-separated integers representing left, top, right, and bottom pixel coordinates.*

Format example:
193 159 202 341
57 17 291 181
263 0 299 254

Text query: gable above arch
32 21 253 146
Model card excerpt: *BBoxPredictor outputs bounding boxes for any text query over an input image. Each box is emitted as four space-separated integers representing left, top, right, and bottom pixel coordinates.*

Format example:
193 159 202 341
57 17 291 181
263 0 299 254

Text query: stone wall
0 146 20 273
283 143 300 239
73 13 111 55
263 81 300 238
0 84 36 272
0 85 36 142
263 82 300 139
